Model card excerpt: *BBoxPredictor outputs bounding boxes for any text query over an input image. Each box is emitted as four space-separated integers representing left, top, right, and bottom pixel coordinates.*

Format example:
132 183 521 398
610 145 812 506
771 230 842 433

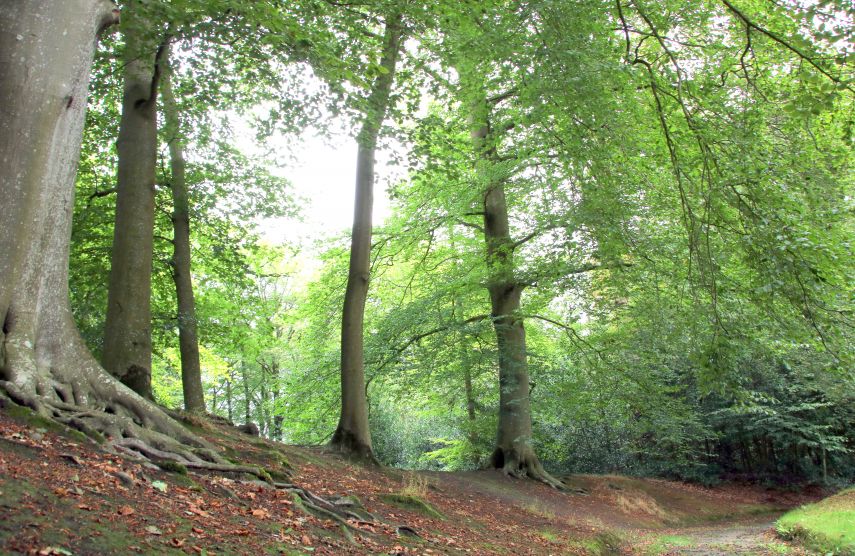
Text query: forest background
12 0 853 487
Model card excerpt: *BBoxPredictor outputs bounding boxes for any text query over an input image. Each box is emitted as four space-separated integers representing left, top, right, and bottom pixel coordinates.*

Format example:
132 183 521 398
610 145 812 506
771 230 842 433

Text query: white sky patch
261 131 403 248
231 117 397 253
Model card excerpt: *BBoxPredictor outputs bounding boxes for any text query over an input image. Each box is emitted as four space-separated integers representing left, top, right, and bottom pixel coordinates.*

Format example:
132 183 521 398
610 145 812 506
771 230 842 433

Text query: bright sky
257 131 395 249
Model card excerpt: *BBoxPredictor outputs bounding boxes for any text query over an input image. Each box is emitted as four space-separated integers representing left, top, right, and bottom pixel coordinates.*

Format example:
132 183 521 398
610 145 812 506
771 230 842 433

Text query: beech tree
332 11 405 461
162 48 206 414
101 0 166 399
0 0 261 474
0 0 176 444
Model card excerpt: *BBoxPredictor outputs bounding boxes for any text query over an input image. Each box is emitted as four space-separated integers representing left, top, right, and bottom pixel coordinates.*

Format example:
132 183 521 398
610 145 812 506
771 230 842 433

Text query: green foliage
65 0 853 484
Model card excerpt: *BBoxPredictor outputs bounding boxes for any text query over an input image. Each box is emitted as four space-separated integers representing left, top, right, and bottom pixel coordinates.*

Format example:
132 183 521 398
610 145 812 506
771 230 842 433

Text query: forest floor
0 405 827 555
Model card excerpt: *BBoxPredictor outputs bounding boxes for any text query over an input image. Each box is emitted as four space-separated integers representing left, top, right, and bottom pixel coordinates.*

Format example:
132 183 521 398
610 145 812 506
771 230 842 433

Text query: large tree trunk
330 12 403 462
0 0 224 467
162 51 206 414
102 2 163 399
469 92 564 489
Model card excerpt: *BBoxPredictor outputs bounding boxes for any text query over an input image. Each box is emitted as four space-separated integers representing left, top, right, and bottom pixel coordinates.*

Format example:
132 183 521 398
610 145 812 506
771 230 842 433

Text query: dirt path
643 516 808 555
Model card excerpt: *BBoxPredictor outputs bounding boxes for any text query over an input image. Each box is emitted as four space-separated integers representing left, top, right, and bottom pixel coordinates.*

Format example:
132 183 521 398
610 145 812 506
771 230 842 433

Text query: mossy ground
379 492 445 519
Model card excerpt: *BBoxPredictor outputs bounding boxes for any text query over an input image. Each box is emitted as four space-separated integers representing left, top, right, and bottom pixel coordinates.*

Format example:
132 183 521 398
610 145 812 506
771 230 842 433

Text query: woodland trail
644 516 808 555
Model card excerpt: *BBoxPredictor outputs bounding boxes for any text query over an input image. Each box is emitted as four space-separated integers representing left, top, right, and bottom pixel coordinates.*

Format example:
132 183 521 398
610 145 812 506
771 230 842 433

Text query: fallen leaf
117 505 135 516
144 525 163 536
76 504 94 511
251 508 270 518
187 504 211 518
169 538 185 548
59 454 82 466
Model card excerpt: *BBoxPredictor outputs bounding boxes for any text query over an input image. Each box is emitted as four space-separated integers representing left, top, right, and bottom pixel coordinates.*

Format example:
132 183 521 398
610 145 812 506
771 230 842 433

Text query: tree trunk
0 0 217 464
102 2 164 399
331 12 403 462
226 378 233 423
274 415 284 442
241 364 251 425
464 366 476 423
272 362 283 441
162 50 205 413
260 379 270 438
467 88 563 488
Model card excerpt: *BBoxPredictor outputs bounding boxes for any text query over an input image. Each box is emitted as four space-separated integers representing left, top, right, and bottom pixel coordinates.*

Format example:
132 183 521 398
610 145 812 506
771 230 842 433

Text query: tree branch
720 0 851 91
487 88 518 105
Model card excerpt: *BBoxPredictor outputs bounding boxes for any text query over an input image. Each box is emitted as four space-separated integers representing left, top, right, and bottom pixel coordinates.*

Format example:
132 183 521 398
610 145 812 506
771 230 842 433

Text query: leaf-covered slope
0 405 820 555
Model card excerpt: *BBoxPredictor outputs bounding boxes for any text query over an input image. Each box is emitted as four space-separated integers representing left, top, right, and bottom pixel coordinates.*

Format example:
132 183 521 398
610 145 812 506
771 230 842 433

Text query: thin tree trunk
272 362 283 441
331 12 404 462
242 364 251 425
464 366 476 423
102 3 165 400
226 378 233 423
162 50 205 413
259 372 270 438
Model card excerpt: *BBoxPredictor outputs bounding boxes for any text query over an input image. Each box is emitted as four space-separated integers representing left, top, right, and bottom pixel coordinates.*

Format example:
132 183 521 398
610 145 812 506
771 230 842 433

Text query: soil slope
0 405 820 555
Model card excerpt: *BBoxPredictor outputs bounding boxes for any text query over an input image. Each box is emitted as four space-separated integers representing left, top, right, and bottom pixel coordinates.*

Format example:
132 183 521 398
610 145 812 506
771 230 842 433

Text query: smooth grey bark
330 13 404 462
0 0 214 459
162 53 205 414
468 88 564 488
102 2 163 399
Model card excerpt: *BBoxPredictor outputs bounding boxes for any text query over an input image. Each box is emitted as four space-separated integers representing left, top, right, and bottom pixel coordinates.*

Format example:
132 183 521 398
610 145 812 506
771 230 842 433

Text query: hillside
0 406 822 555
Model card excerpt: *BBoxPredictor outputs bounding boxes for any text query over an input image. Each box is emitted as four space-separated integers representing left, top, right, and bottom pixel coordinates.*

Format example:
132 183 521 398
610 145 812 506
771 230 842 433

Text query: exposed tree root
276 482 376 534
490 446 567 490
0 374 225 464
111 437 275 480
328 427 379 465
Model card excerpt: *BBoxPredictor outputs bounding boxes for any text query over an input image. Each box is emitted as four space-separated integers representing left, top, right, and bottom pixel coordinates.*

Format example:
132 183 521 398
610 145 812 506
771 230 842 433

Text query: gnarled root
490 445 567 490
275 482 379 535
328 427 379 465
